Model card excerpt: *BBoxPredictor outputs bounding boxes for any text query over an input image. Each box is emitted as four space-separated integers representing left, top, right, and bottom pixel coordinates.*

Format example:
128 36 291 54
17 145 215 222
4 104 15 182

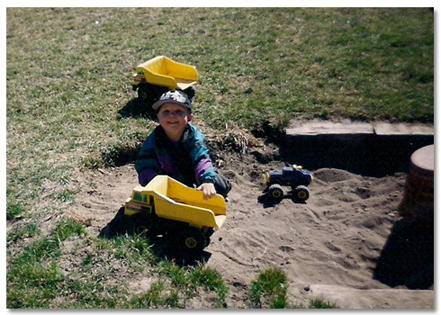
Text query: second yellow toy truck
132 55 198 104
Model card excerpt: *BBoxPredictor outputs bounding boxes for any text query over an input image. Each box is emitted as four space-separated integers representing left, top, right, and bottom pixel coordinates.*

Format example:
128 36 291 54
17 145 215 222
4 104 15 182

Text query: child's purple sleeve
194 157 216 184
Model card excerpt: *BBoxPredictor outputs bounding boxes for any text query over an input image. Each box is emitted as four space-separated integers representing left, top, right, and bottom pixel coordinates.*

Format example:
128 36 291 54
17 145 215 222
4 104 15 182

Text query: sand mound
72 151 433 309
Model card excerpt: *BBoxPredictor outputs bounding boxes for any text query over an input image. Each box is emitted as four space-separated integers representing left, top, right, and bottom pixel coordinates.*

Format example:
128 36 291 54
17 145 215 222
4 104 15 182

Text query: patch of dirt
71 142 434 309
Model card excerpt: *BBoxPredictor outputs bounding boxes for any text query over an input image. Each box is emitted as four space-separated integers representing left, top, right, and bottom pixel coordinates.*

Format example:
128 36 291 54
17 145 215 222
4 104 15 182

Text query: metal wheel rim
297 191 307 199
185 237 197 249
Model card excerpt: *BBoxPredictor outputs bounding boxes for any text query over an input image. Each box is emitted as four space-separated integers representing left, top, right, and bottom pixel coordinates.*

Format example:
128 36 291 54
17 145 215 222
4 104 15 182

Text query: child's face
157 102 193 141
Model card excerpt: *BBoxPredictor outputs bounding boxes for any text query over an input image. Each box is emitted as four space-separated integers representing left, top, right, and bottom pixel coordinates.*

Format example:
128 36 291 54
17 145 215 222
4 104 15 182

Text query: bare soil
71 140 434 309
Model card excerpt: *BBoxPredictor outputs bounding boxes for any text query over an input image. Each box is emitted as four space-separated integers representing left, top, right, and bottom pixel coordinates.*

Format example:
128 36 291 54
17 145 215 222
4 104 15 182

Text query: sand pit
72 146 434 309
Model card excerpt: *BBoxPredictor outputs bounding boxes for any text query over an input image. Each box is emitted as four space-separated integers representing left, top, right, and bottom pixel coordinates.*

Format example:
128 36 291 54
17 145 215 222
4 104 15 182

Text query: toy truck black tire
268 184 284 201
292 185 310 201
181 227 208 251
136 83 168 102
136 83 195 102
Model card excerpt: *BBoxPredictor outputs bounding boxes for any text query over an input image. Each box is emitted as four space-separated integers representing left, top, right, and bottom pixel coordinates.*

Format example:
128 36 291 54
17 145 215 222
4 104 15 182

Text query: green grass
248 267 289 308
248 268 337 309
309 298 338 309
7 220 85 308
7 227 228 309
7 7 433 309
156 260 228 308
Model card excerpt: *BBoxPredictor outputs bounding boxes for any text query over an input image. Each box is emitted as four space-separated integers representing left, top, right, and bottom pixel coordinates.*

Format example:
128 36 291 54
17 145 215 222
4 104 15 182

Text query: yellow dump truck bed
133 56 198 90
125 175 226 229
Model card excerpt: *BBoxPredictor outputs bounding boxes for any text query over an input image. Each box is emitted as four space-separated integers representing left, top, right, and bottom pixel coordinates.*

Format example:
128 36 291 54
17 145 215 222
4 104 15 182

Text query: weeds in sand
247 268 337 309
130 280 179 309
189 265 229 308
7 223 39 244
308 298 337 309
248 267 289 308
157 260 228 308
54 220 87 241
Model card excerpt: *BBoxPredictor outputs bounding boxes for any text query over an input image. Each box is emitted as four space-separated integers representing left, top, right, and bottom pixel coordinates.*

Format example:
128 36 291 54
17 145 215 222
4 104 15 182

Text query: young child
135 90 231 200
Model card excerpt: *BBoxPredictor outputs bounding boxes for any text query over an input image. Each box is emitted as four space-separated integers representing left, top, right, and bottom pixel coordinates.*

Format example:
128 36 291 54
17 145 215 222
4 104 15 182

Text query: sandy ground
72 148 434 309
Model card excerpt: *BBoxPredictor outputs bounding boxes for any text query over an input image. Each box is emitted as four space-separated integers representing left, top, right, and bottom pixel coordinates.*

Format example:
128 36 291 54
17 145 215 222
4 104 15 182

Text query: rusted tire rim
185 237 198 249
139 90 148 99
271 190 282 198
297 190 308 199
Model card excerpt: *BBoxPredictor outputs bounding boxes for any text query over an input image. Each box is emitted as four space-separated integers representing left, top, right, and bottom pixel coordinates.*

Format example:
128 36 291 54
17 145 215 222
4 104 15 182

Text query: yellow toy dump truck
124 175 226 251
132 55 198 104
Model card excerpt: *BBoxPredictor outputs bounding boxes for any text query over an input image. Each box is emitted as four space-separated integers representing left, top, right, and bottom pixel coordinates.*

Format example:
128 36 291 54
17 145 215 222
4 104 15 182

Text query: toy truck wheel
137 84 150 100
183 86 196 99
292 185 310 201
137 83 169 102
268 184 284 201
183 227 207 251
205 227 214 238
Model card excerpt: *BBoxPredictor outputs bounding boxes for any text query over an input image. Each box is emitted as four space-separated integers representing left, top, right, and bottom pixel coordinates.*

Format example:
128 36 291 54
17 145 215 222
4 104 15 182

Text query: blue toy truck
264 165 313 201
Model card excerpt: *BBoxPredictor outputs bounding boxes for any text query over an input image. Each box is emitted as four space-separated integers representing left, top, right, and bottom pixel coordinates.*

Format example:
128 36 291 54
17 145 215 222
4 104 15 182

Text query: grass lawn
6 7 433 308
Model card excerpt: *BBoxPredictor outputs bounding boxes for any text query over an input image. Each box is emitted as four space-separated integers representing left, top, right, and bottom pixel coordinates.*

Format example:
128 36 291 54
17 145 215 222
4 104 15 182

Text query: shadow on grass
118 86 196 121
99 207 212 267
117 98 157 120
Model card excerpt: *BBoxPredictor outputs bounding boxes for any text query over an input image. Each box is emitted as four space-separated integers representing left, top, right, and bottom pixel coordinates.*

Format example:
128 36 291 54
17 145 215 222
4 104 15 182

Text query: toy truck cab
267 166 312 187
124 175 226 251
124 187 154 215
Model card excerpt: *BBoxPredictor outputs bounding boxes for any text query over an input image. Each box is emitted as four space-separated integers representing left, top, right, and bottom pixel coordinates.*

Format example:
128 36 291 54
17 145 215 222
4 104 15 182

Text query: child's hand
197 182 216 200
